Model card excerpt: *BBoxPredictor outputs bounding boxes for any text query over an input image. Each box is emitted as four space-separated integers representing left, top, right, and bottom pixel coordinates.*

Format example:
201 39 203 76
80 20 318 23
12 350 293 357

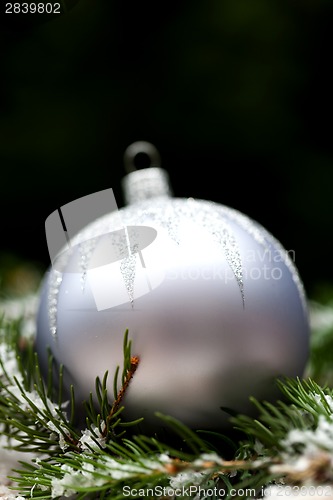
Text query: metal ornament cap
122 141 172 205
122 167 172 205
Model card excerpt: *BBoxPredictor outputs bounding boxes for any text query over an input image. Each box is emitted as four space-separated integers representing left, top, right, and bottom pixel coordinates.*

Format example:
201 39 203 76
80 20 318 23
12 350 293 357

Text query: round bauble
36 176 310 431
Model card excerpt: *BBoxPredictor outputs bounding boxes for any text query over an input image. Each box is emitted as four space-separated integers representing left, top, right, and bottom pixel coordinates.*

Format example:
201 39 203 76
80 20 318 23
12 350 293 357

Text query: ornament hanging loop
123 141 161 174
122 141 172 205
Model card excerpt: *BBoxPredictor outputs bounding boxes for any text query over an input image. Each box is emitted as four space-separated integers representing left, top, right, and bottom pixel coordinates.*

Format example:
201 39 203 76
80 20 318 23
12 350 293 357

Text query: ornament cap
122 141 172 205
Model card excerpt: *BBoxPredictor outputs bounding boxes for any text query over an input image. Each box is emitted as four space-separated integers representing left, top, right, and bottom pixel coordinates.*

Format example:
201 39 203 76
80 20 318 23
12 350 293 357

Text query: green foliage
2 310 333 499
232 378 332 450
307 298 333 386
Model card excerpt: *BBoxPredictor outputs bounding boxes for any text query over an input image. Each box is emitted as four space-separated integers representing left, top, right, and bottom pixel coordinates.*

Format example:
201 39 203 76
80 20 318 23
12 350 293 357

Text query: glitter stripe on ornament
186 199 244 306
120 253 137 306
48 269 63 340
216 204 308 315
78 238 97 293
217 205 267 247
48 243 75 340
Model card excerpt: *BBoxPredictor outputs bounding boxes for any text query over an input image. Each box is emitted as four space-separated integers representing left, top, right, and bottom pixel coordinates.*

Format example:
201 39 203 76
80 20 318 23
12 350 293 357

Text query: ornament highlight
36 142 310 430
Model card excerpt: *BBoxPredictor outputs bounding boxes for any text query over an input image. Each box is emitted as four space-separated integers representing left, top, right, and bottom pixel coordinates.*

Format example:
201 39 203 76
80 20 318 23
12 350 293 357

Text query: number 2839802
5 3 61 14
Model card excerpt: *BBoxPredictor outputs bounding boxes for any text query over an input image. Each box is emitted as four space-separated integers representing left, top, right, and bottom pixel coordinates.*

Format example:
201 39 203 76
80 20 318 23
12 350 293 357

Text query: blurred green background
0 0 332 298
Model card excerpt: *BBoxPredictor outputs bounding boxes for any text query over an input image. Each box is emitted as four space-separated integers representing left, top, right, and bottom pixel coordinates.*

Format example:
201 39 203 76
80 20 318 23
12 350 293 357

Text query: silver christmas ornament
36 142 310 430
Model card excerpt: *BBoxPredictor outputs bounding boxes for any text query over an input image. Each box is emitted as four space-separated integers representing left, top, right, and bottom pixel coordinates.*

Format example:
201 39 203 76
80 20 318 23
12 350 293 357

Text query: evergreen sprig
2 310 333 499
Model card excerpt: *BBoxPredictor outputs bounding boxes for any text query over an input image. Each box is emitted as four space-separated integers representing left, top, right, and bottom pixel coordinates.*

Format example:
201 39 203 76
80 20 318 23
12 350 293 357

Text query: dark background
0 0 332 297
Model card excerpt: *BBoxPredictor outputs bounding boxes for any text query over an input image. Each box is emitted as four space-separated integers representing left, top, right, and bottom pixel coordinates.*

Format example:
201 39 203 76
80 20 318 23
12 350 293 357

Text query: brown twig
164 458 253 475
105 355 140 434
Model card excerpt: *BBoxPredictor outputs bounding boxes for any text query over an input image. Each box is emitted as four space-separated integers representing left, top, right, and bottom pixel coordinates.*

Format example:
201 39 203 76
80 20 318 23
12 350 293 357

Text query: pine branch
3 307 333 498
105 329 140 430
